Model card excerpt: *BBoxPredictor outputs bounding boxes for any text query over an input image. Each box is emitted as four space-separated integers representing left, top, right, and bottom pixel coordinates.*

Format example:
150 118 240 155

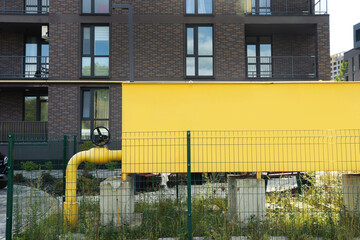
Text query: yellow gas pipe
63 147 122 226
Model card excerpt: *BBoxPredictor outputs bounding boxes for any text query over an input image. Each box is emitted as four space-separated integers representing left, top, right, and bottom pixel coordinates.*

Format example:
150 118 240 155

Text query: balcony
0 56 49 79
240 0 327 16
0 0 49 14
0 121 48 143
246 56 317 79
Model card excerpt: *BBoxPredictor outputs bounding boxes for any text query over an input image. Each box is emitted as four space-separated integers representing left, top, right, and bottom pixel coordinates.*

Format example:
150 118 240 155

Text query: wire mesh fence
6 130 360 239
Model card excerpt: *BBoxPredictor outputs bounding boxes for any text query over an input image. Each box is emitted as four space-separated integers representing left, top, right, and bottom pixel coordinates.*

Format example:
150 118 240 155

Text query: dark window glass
24 95 48 121
82 0 109 14
356 29 360 42
82 26 109 77
81 89 109 140
186 25 213 77
246 36 272 78
186 0 212 14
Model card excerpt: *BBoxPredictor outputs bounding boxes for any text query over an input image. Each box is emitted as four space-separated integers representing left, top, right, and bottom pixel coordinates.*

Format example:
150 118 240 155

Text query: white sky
328 0 360 55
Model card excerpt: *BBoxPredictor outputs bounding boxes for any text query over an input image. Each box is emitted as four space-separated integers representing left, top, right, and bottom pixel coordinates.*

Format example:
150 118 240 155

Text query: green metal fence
6 130 360 240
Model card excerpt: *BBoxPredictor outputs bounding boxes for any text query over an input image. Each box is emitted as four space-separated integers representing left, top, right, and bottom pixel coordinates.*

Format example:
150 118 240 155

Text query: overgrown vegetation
11 172 360 240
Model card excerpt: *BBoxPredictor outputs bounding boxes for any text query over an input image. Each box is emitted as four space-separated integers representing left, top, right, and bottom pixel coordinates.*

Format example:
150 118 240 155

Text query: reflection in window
25 0 49 14
186 0 212 14
24 96 48 121
82 0 109 14
252 0 271 15
25 34 49 79
186 26 213 77
246 36 272 78
82 26 109 77
81 89 109 140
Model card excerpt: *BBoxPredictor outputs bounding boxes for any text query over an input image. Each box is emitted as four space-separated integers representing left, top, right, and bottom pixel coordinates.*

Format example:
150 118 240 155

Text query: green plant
80 141 94 151
44 161 53 172
21 161 38 171
77 176 99 195
105 161 117 171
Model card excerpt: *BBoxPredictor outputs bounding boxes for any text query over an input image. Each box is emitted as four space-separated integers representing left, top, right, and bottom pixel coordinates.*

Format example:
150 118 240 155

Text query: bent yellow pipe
64 147 122 227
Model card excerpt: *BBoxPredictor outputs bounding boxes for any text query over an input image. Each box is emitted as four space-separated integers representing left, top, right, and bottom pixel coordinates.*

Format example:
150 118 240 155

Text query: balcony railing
239 0 327 15
0 56 49 79
0 0 49 14
0 121 48 143
246 56 317 79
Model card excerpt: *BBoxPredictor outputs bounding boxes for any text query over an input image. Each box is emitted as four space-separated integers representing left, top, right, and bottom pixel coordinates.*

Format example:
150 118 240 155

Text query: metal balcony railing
239 0 327 15
0 56 49 79
0 121 48 143
246 56 317 79
0 0 49 14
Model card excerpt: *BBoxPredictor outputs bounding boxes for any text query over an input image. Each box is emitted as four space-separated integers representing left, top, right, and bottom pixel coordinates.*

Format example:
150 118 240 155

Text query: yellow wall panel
121 82 360 174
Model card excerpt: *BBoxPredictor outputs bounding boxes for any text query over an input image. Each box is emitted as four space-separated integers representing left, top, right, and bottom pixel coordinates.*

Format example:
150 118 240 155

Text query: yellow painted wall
121 82 360 173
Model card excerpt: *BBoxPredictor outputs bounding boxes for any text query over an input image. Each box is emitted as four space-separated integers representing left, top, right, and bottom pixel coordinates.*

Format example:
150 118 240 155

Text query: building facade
344 22 360 81
0 0 330 147
330 52 344 80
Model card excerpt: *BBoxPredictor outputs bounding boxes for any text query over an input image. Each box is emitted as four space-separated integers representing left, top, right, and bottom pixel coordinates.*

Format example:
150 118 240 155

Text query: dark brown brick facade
0 32 24 78
272 32 317 79
109 85 122 140
50 0 79 14
49 23 80 80
0 0 23 12
215 23 246 80
134 23 184 81
0 90 23 121
317 22 331 80
111 23 130 79
48 84 79 139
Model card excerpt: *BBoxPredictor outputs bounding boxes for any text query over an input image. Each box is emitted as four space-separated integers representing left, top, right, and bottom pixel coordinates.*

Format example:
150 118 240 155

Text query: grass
10 171 360 240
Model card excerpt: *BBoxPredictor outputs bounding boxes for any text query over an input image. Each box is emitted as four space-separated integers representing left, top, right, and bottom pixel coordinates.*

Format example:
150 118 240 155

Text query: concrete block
228 176 265 222
342 174 360 214
100 176 142 227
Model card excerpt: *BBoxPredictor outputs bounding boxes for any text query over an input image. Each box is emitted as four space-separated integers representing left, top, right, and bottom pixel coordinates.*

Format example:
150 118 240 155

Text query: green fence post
63 135 69 202
73 135 77 155
176 173 179 202
187 131 192 240
6 134 14 240
296 172 302 195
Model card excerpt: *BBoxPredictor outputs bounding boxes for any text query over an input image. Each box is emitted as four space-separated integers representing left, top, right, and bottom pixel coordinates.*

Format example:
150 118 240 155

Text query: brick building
0 0 330 144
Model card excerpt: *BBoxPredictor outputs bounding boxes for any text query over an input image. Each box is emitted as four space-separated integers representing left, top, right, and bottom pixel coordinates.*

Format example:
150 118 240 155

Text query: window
246 36 272 78
352 57 355 72
81 89 109 140
186 25 213 77
25 29 49 79
82 26 109 77
356 29 360 42
252 0 271 15
186 0 212 14
25 0 49 14
24 95 48 121
82 0 109 14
